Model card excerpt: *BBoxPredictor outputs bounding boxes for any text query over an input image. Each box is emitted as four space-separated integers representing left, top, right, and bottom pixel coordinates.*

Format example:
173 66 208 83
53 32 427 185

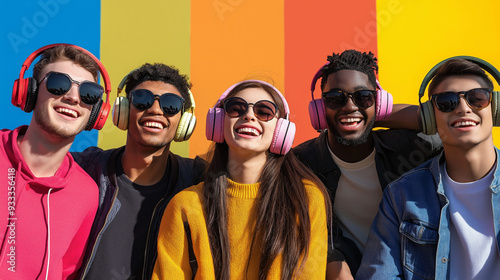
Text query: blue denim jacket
294 129 442 275
357 148 500 280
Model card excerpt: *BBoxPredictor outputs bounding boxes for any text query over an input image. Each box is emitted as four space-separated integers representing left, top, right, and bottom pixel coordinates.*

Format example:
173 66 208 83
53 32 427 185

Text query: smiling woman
153 80 333 280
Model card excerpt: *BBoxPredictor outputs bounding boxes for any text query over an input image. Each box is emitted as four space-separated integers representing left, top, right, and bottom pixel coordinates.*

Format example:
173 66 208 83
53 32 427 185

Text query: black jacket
72 146 206 279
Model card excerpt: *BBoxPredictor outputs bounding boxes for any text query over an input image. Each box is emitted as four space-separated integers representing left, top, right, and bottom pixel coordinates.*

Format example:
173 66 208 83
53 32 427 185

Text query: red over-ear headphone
11 43 112 131
308 62 393 131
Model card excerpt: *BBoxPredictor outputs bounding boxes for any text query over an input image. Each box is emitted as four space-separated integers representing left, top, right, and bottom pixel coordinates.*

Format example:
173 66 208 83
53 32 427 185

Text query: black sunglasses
322 89 376 110
223 96 278 122
40 71 104 105
431 88 491 113
130 89 185 116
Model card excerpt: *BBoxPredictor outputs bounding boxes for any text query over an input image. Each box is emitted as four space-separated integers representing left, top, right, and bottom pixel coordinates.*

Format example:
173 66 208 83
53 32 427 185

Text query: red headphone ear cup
93 100 110 130
85 100 104 131
23 78 38 113
12 78 37 112
308 99 327 130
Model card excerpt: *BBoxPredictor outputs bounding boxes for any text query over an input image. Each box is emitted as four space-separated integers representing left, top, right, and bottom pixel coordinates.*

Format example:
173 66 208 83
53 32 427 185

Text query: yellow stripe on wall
377 0 500 145
99 0 192 156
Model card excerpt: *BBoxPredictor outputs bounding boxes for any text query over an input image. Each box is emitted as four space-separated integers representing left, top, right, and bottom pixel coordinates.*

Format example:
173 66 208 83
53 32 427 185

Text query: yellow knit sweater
152 179 328 279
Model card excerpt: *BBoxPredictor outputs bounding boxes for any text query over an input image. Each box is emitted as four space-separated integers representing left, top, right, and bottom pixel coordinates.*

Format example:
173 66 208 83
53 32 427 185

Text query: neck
327 132 374 163
443 139 496 183
121 141 170 186
227 149 267 184
18 125 74 177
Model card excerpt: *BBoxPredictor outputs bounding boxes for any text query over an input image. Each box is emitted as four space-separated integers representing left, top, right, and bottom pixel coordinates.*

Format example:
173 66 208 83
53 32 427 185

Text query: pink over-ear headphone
308 62 393 131
206 80 296 155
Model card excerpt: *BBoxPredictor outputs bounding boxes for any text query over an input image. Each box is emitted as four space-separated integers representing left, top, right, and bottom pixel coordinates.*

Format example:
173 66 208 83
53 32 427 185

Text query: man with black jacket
73 63 205 279
294 50 442 278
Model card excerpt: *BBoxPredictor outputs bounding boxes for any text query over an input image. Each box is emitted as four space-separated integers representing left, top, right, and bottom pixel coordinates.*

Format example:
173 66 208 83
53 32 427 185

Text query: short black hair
428 58 494 95
320 50 378 90
124 63 192 108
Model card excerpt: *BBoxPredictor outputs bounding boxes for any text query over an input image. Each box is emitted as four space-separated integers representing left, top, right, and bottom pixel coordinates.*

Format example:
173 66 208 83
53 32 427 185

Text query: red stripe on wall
284 0 378 145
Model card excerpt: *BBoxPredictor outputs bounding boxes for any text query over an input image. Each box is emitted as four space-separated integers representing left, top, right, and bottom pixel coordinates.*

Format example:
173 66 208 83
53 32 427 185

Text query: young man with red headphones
293 50 443 278
72 63 206 280
358 57 500 279
0 44 109 279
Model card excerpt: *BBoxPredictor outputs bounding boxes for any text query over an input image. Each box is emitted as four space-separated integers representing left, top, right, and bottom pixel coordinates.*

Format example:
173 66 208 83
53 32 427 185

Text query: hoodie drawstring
45 188 52 280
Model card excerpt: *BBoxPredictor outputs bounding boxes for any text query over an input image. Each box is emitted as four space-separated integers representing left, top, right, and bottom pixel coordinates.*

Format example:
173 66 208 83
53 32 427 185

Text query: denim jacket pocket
399 221 438 280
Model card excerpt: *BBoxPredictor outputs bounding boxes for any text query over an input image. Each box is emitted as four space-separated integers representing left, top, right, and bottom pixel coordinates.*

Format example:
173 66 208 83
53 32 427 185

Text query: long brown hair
203 81 332 279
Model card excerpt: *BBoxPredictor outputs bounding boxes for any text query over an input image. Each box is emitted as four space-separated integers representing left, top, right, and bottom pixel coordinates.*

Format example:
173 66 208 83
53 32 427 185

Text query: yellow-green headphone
419 56 500 135
112 70 197 142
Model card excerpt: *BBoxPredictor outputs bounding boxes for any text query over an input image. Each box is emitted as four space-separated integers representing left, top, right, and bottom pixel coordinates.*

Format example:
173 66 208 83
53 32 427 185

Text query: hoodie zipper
141 197 165 279
79 188 119 279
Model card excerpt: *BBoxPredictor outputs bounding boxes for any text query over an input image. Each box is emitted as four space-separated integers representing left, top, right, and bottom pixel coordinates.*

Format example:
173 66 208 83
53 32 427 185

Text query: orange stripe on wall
190 0 285 157
285 0 378 145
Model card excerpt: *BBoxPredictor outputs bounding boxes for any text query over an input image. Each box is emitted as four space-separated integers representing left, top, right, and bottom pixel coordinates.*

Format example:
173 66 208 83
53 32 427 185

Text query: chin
335 134 370 146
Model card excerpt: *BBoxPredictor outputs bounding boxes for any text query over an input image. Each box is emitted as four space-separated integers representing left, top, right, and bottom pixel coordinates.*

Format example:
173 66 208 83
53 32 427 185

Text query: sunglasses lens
131 90 184 115
46 72 72 96
159 94 184 116
353 90 375 109
223 97 277 121
434 92 459 112
224 97 248 118
466 88 490 109
434 88 491 112
79 82 103 105
254 101 277 121
45 72 102 105
131 89 155 111
323 90 347 110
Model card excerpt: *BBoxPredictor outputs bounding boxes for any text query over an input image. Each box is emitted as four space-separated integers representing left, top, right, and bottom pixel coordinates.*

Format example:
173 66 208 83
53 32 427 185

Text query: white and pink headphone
308 62 393 130
206 80 296 155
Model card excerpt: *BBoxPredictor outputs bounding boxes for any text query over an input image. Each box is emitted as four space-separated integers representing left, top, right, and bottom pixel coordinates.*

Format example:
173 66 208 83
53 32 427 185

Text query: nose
455 94 472 114
342 95 359 111
146 97 164 115
243 104 257 121
62 84 80 104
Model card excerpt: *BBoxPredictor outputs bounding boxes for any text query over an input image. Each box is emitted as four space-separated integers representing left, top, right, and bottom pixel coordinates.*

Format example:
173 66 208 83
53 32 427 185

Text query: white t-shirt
442 162 500 279
329 147 382 253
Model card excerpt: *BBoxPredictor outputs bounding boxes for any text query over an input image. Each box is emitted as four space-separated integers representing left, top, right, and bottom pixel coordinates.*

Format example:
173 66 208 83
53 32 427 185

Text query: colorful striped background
1 0 499 157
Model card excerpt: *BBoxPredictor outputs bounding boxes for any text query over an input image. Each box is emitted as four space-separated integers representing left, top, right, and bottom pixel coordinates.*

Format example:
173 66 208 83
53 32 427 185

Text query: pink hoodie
0 126 98 279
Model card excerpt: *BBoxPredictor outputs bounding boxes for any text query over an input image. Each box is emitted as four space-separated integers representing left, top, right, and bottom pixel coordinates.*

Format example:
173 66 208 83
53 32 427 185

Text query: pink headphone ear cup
308 99 327 130
270 118 296 155
206 107 225 143
375 87 393 121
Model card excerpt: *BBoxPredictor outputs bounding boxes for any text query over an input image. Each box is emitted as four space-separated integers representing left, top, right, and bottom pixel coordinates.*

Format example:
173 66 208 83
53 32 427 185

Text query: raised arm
375 104 421 131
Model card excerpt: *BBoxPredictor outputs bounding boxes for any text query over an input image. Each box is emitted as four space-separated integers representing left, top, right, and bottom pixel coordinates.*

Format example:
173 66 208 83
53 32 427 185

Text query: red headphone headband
14 43 111 108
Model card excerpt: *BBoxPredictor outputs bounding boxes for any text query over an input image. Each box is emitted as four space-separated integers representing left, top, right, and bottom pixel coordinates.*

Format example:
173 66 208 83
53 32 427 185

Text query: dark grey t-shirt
85 152 173 280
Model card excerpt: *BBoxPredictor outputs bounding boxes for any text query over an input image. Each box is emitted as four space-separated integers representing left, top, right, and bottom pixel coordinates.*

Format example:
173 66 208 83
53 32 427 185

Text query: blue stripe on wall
0 0 101 151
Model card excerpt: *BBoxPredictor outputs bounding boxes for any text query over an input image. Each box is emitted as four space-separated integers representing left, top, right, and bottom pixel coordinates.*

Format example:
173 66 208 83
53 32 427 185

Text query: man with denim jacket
293 50 442 278
358 58 500 279
72 63 206 280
